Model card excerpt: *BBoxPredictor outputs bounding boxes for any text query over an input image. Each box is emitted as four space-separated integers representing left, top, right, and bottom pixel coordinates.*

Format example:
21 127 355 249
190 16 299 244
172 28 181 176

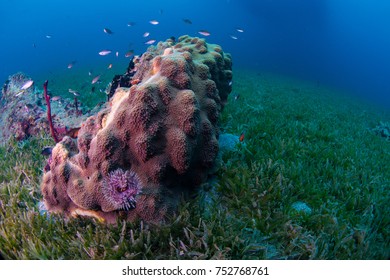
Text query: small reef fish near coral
144 39 156 45
124 50 134 57
68 88 80 96
15 80 34 96
98 50 112 56
198 30 211 36
20 80 34 90
91 75 101 84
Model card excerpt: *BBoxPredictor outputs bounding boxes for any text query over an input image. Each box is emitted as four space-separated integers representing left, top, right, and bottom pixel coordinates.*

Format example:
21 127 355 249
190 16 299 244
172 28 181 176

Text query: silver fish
103 28 114 34
68 89 80 96
20 80 34 90
99 50 112 56
144 39 156 45
198 30 210 36
91 75 101 84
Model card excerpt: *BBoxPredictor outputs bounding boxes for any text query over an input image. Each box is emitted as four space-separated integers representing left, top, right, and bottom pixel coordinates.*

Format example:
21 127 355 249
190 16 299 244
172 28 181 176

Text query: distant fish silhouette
103 28 114 34
67 61 76 69
125 50 134 57
183 19 192 24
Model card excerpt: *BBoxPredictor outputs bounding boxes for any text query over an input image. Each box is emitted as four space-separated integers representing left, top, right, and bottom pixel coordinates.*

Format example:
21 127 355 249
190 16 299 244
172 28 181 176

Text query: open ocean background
1 0 389 108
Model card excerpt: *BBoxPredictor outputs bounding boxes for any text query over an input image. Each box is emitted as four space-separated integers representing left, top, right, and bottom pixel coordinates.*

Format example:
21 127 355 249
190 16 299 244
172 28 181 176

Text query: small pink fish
107 63 112 69
99 50 112 56
143 32 150 37
20 80 34 90
51 96 61 101
144 39 156 45
149 20 159 25
91 75 101 84
116 51 119 57
230 35 238 40
198 30 210 36
236 28 244 33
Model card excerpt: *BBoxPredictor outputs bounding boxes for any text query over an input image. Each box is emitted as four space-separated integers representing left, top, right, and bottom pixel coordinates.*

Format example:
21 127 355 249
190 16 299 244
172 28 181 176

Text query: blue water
1 0 389 107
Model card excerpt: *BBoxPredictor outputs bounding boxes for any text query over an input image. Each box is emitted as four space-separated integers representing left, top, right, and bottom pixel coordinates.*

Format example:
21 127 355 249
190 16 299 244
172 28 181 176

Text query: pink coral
41 35 232 223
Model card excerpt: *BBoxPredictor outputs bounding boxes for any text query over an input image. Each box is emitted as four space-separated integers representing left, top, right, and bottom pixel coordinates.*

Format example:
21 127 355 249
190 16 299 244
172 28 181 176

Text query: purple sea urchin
101 169 142 212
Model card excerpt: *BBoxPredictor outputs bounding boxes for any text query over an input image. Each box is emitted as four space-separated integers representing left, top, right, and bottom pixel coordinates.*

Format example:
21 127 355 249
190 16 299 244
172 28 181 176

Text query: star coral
40 35 232 223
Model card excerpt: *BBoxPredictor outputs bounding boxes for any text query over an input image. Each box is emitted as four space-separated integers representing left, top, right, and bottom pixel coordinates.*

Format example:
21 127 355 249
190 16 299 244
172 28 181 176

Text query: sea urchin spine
102 169 142 211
